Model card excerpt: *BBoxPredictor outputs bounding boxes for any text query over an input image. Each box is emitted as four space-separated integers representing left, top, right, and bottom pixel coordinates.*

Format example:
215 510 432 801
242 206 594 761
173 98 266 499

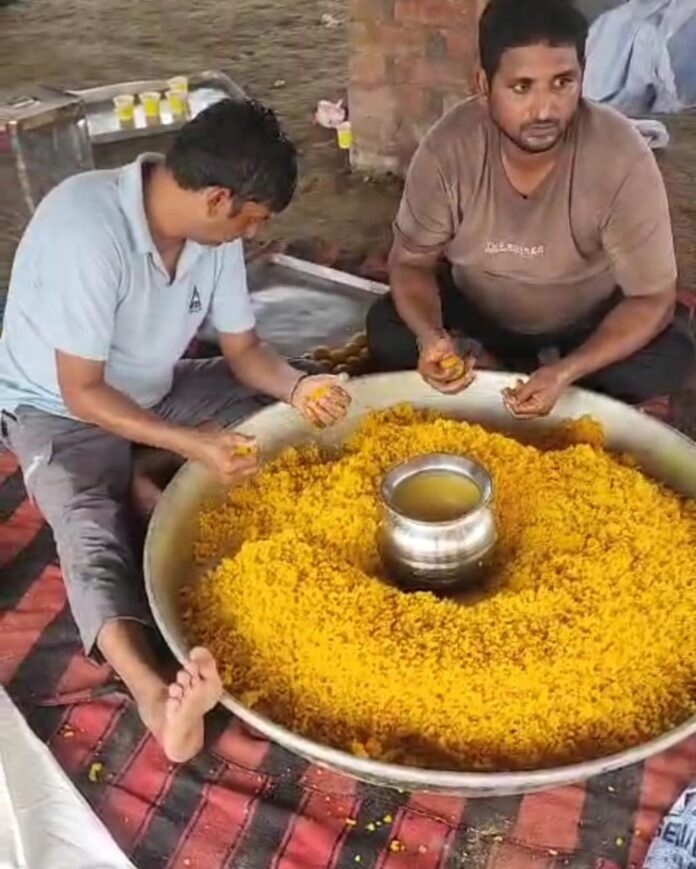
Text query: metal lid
0 86 87 133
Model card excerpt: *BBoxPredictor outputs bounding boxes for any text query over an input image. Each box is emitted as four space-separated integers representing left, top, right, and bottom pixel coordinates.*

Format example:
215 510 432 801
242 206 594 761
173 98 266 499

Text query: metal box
0 86 93 305
0 85 93 221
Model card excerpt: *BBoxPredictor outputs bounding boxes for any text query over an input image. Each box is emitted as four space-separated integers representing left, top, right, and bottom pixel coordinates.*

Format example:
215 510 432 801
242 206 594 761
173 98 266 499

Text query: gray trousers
2 358 269 653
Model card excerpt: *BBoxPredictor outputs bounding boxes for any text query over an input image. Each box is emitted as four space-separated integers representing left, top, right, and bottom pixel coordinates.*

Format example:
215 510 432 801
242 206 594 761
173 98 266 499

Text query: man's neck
499 133 563 197
144 164 187 254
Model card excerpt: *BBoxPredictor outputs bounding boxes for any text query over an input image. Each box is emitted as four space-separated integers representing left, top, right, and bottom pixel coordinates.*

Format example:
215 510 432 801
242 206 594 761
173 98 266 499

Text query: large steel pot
144 371 696 796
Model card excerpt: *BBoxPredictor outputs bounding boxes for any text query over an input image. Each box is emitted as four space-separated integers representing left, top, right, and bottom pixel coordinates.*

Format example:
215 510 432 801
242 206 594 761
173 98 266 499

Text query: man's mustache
522 120 561 133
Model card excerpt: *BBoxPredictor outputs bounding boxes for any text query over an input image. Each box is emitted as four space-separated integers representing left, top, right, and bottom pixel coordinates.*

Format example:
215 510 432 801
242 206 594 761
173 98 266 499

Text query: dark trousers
366 272 695 404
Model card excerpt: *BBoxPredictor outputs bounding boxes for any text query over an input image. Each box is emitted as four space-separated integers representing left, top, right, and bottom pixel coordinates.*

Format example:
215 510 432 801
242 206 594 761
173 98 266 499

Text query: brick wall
348 0 485 174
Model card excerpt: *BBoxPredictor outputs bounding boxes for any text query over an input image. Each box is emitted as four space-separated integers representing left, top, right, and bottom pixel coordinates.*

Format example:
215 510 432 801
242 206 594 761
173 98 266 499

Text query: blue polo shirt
0 154 255 417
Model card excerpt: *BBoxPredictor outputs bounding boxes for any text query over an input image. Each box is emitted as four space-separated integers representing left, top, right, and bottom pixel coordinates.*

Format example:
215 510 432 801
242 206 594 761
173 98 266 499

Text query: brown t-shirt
393 98 677 334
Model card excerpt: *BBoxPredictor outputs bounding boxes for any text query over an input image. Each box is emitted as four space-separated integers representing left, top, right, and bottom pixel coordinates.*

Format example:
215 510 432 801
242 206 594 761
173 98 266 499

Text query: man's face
189 190 272 246
483 43 582 154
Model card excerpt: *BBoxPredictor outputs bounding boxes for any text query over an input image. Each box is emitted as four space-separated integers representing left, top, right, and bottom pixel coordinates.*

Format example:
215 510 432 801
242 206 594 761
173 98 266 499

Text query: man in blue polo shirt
0 98 350 762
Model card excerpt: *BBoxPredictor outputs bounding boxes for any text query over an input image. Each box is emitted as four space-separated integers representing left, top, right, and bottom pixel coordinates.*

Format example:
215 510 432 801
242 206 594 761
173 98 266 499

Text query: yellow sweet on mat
184 406 696 771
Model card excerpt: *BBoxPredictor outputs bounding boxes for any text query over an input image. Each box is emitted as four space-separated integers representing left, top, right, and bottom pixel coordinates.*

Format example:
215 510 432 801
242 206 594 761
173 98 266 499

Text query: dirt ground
0 0 400 300
0 0 694 298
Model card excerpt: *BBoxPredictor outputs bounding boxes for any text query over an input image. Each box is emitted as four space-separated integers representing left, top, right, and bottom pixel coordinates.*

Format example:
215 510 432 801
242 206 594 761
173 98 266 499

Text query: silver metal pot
144 371 696 796
378 453 497 591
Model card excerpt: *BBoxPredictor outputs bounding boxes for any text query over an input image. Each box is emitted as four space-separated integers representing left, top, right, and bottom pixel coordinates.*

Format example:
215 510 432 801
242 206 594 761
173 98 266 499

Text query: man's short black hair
479 0 589 81
166 98 297 213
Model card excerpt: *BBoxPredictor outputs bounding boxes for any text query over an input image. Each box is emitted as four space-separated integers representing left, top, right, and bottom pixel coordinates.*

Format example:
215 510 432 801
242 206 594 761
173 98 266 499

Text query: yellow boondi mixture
184 406 696 771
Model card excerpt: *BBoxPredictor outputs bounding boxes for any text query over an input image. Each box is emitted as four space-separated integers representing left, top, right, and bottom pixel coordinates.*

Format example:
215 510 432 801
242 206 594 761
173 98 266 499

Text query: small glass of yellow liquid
166 89 188 119
113 94 135 125
167 75 189 95
139 91 162 122
337 121 352 150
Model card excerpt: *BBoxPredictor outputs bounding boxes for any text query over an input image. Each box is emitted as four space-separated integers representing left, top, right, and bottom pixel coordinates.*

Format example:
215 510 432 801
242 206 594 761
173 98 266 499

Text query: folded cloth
584 0 696 115
630 119 670 149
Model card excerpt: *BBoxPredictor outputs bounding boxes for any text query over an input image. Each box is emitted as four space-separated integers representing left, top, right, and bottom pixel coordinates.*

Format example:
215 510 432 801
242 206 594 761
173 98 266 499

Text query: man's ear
476 67 489 98
206 186 232 217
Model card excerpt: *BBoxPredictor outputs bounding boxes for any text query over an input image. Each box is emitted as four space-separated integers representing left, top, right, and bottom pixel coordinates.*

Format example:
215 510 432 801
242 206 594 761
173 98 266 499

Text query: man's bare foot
138 648 222 763
163 648 222 762
131 472 163 520
97 622 222 763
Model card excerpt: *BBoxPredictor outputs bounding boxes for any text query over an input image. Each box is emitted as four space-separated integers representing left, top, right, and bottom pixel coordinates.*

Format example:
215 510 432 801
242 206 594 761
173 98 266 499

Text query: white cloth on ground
0 686 135 869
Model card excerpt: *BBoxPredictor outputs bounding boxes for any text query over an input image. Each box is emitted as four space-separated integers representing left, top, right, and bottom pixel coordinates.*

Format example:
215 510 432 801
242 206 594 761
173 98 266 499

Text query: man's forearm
224 341 303 402
558 294 675 384
390 262 444 343
65 382 196 456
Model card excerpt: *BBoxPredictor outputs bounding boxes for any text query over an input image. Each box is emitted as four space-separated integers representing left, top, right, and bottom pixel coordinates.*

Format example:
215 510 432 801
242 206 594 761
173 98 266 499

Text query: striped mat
1 448 695 869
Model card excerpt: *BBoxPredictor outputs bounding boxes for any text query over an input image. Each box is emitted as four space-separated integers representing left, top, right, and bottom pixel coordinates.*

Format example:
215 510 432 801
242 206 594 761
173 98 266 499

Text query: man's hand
290 374 352 428
418 332 476 395
502 365 571 418
186 430 259 486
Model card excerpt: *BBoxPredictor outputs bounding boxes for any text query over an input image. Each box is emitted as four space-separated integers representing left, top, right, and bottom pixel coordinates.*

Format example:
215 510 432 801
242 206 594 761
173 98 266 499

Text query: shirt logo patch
189 287 202 313
485 241 545 258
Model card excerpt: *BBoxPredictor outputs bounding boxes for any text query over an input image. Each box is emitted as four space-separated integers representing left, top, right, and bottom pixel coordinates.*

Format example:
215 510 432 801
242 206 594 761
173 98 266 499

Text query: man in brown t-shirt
366 0 694 417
